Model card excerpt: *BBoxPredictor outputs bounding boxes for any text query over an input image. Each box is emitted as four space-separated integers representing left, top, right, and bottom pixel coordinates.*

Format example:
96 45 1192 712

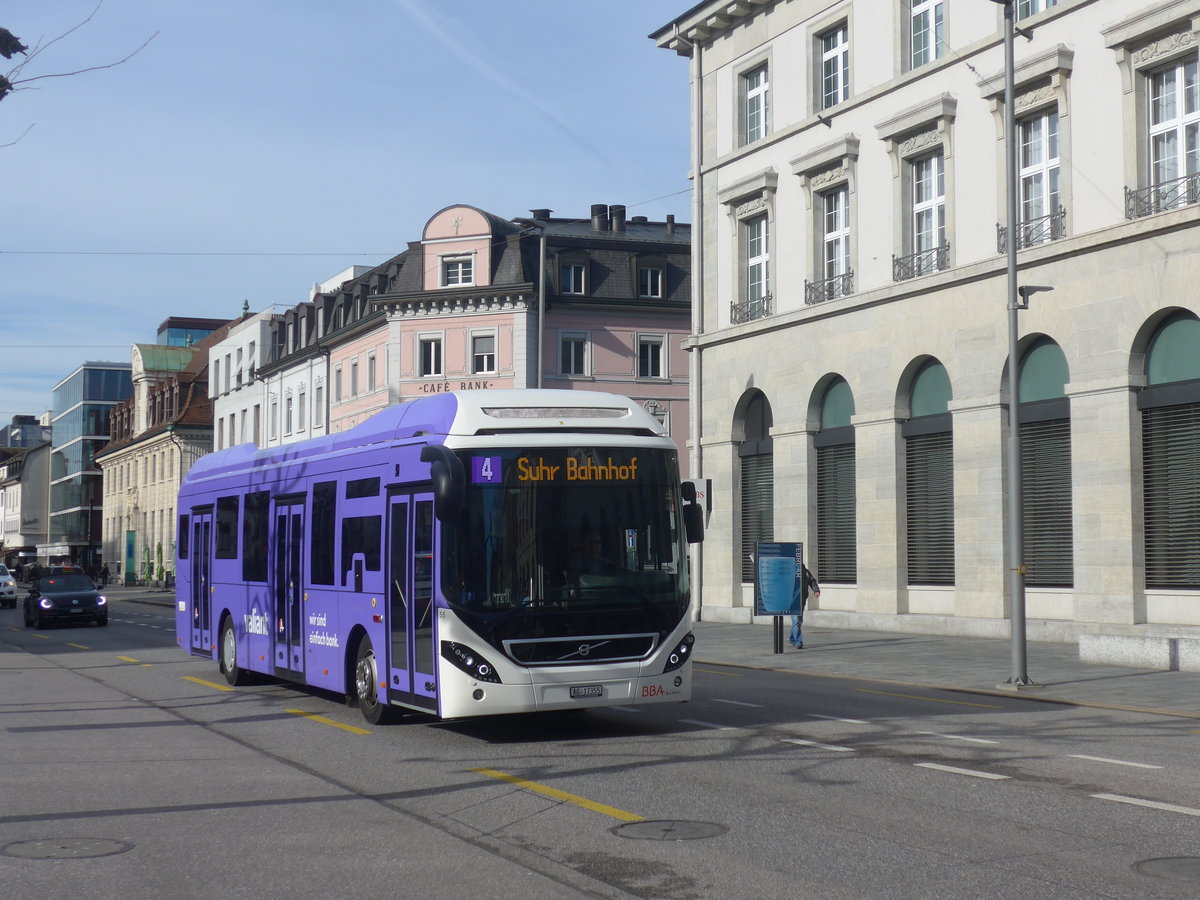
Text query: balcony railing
892 244 949 282
996 206 1066 253
804 271 854 305
1126 172 1200 219
730 292 772 324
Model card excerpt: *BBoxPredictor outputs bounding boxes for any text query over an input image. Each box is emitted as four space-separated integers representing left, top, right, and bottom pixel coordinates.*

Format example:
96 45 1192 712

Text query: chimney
590 203 609 232
666 214 676 235
609 204 626 232
529 208 551 220
630 215 648 224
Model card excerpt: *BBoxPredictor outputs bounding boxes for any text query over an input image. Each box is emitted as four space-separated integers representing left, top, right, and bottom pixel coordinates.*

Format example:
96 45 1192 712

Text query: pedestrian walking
789 566 820 649
99 564 110 587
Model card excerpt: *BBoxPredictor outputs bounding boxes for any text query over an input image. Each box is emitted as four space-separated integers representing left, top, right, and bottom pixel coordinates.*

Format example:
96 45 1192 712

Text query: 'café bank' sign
419 380 494 394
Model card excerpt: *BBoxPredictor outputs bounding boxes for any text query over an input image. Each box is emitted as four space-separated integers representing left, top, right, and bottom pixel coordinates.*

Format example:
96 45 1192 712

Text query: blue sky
1 0 691 419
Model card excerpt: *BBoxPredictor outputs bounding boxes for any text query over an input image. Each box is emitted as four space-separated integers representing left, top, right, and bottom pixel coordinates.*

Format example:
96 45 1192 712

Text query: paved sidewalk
94 584 1200 719
693 619 1200 718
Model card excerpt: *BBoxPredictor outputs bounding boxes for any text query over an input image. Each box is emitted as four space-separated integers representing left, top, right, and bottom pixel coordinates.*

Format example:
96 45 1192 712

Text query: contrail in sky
392 0 613 170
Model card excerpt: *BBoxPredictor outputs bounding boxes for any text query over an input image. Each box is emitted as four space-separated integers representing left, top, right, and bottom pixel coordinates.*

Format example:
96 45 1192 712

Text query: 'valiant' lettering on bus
515 456 639 482
244 611 270 636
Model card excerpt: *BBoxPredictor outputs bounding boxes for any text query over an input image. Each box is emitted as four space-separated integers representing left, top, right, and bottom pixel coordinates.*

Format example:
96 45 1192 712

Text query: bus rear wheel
354 637 395 725
219 617 250 686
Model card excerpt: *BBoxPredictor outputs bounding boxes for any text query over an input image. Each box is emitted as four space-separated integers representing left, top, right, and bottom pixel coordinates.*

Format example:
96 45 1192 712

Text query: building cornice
374 289 535 317
651 0 780 56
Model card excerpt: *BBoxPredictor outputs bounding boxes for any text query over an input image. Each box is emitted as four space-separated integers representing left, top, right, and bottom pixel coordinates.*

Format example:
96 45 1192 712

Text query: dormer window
638 266 667 297
560 261 586 295
442 255 474 287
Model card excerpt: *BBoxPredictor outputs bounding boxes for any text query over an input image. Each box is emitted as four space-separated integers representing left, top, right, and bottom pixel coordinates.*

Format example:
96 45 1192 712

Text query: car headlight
96 596 107 606
38 597 53 609
3 579 13 588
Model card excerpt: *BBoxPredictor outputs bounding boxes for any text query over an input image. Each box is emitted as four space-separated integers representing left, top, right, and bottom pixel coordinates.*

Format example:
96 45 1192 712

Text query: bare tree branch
0 122 33 147
2 1 156 104
10 31 157 90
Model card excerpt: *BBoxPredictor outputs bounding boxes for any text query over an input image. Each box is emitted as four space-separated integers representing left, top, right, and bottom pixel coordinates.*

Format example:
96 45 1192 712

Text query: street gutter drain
611 821 727 841
3 839 133 860
1134 858 1200 883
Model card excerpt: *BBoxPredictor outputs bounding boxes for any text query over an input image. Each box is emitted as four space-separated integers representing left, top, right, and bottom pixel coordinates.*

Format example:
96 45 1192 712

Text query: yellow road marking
856 688 1003 709
67 643 89 650
695 667 742 677
285 709 371 736
182 675 235 692
471 767 645 822
118 656 139 663
34 633 48 639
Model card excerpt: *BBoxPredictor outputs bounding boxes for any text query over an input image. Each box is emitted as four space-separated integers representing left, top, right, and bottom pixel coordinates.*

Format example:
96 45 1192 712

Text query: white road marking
808 714 868 724
713 698 764 708
915 762 1009 780
782 738 855 753
611 706 641 713
1069 754 1162 770
678 719 736 731
915 731 998 745
1092 794 1200 817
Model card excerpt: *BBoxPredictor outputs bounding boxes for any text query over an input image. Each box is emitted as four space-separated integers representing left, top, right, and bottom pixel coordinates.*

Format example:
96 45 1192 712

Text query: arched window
904 360 954 585
1018 338 1072 587
1141 312 1200 588
737 391 773 583
816 377 856 583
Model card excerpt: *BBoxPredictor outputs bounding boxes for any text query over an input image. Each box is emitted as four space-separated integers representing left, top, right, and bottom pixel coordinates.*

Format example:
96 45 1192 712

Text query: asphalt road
3 598 1199 899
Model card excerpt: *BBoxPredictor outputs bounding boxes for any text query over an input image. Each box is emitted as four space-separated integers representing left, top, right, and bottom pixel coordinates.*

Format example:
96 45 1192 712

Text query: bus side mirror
420 445 464 522
683 502 705 544
681 481 697 503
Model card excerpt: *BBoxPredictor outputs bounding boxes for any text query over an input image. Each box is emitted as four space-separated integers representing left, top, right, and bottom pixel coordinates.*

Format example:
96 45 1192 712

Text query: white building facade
210 310 277 450
654 0 1200 654
1 443 50 573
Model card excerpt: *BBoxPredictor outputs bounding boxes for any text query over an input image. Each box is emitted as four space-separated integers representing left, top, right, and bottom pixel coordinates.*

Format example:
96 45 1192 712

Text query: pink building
279 204 692 475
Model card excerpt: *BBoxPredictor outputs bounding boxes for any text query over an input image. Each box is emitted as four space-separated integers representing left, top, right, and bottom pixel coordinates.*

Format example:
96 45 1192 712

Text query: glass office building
43 362 132 568
157 316 228 348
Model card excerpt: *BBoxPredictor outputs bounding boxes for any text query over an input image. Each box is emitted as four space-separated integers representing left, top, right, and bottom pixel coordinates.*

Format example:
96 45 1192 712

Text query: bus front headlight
662 632 694 673
441 641 502 683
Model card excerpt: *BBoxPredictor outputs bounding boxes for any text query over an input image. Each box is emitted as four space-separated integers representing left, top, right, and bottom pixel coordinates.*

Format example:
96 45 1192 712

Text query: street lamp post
991 0 1038 688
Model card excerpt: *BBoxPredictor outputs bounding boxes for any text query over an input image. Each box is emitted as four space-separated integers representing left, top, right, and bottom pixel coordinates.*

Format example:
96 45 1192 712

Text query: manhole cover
1134 857 1200 883
611 820 728 841
3 838 133 860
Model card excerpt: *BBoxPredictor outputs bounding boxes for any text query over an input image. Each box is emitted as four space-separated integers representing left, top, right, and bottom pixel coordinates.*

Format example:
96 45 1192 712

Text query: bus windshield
443 446 689 648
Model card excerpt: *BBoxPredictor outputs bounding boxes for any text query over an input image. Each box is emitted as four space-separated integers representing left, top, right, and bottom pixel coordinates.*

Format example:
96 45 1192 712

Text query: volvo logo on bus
578 643 591 657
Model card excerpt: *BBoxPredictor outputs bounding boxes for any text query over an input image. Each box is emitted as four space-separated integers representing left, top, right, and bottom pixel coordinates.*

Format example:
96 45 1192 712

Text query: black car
24 574 108 628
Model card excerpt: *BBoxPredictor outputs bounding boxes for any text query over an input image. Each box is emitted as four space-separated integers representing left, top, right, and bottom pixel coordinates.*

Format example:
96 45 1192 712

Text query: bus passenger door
190 509 213 654
386 492 438 713
273 499 305 677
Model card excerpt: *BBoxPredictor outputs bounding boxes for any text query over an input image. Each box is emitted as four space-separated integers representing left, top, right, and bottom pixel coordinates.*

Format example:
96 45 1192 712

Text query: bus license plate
570 684 603 699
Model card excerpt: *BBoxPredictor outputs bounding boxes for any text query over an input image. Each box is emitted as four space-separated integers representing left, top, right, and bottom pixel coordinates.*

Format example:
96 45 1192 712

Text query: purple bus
176 390 704 722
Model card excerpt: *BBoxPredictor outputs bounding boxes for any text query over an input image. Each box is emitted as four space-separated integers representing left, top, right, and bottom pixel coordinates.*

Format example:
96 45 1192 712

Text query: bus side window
311 481 337 585
215 496 239 559
341 515 381 590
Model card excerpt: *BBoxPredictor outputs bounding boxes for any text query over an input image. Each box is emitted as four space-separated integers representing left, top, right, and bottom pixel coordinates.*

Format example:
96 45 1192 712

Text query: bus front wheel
219 617 251 686
354 637 395 725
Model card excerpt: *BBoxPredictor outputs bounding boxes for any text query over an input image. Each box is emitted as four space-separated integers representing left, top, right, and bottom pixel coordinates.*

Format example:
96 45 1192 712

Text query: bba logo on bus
642 682 682 698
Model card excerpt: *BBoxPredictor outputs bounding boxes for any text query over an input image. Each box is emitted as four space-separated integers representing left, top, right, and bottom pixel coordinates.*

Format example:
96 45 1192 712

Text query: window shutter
740 455 773 582
906 431 954 585
1020 418 1072 587
817 442 856 583
1143 402 1200 588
